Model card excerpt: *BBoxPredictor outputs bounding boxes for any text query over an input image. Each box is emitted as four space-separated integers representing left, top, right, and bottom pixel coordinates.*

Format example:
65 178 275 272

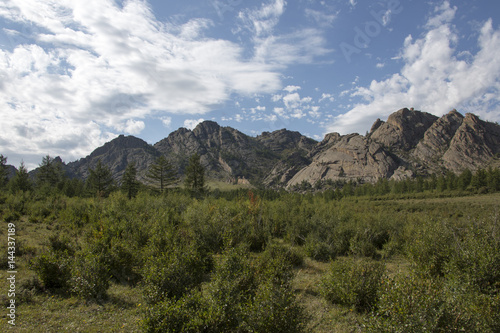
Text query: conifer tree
121 163 140 199
10 161 32 192
184 153 206 195
0 154 8 188
146 156 177 193
36 155 63 188
87 160 114 197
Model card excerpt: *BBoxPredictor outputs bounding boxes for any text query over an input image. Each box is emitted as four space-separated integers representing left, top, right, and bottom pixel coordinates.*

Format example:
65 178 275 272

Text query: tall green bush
320 257 385 312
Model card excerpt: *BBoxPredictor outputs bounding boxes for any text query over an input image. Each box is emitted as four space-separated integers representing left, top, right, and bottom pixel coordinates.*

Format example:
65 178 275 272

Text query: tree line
2 152 500 199
0 153 206 199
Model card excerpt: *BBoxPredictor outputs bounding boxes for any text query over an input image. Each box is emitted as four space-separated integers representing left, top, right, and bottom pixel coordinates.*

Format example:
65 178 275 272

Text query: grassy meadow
0 188 499 332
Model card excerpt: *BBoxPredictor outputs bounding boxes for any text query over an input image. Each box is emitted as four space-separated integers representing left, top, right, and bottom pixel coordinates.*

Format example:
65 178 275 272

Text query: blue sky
1 0 500 170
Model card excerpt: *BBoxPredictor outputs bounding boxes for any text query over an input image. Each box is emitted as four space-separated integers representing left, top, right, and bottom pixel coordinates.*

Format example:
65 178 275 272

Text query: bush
71 247 111 301
445 219 500 295
349 233 378 258
143 290 207 333
141 242 212 304
262 241 304 267
30 252 72 292
320 257 385 312
364 270 500 333
143 245 307 333
405 219 454 276
244 279 307 333
304 235 335 262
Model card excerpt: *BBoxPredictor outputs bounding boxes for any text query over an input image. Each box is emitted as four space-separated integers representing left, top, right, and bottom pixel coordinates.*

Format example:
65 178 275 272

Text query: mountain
44 108 500 189
66 135 160 183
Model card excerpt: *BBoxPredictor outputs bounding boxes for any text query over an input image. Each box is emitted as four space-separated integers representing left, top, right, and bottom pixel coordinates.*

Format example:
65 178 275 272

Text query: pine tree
184 153 206 195
10 162 32 192
121 163 140 199
87 160 114 198
36 155 63 188
146 156 177 193
0 154 8 188
457 169 472 190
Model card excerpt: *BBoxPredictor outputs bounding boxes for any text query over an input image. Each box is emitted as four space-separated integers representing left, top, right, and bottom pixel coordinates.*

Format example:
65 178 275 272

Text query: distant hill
31 108 500 188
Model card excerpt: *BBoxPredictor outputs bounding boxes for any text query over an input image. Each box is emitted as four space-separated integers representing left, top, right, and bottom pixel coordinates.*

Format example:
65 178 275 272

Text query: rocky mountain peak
370 108 438 150
40 108 500 189
192 120 221 138
256 128 317 154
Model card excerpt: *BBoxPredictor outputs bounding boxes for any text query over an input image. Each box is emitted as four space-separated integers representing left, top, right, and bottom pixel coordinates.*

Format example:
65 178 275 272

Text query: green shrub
349 233 378 258
108 240 140 285
30 252 72 291
304 235 335 262
320 257 385 312
364 270 500 333
71 248 111 301
141 242 212 304
262 241 304 268
244 279 307 333
445 219 500 295
143 290 207 333
365 272 446 332
143 244 307 333
405 219 454 276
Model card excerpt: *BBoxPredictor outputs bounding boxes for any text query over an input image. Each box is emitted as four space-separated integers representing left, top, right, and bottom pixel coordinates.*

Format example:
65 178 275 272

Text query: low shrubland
0 187 499 332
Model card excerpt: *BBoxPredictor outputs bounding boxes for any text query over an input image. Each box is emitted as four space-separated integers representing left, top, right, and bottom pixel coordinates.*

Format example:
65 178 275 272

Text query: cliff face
287 134 399 187
369 108 438 150
66 135 160 183
44 108 500 188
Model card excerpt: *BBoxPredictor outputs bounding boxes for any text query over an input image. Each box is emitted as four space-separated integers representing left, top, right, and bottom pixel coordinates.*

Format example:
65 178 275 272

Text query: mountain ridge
20 108 500 189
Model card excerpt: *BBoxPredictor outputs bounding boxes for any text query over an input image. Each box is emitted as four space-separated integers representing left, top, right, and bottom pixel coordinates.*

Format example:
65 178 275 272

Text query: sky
1 0 500 170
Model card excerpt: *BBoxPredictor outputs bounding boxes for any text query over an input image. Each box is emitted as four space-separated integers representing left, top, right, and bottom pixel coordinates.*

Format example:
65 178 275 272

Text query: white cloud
426 1 457 29
161 117 172 128
320 93 335 102
0 0 291 167
284 85 301 93
305 8 337 28
253 28 332 66
237 0 286 37
184 118 205 130
325 8 500 135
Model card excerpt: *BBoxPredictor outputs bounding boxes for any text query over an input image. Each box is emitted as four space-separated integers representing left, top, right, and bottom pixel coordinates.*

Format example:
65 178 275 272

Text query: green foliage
36 155 64 189
141 239 212 304
184 153 206 196
121 163 140 199
365 270 500 333
143 245 306 333
30 251 72 291
71 244 111 301
244 279 307 333
0 154 8 188
405 219 454 277
86 159 114 197
146 155 177 193
320 257 385 312
10 161 32 193
445 217 500 295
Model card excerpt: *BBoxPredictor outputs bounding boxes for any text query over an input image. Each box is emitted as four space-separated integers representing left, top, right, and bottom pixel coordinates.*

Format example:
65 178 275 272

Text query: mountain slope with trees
8 108 500 190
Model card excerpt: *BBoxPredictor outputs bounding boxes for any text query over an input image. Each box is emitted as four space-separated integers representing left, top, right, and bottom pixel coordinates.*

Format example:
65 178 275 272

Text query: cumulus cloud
184 118 205 130
0 0 305 167
325 2 500 135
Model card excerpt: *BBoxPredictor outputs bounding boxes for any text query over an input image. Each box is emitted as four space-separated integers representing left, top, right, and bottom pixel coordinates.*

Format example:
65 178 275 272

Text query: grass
1 192 498 332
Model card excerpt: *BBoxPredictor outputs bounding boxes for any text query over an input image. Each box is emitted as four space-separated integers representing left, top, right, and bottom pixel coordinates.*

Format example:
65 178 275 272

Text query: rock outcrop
287 134 399 187
369 108 438 150
34 108 500 189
